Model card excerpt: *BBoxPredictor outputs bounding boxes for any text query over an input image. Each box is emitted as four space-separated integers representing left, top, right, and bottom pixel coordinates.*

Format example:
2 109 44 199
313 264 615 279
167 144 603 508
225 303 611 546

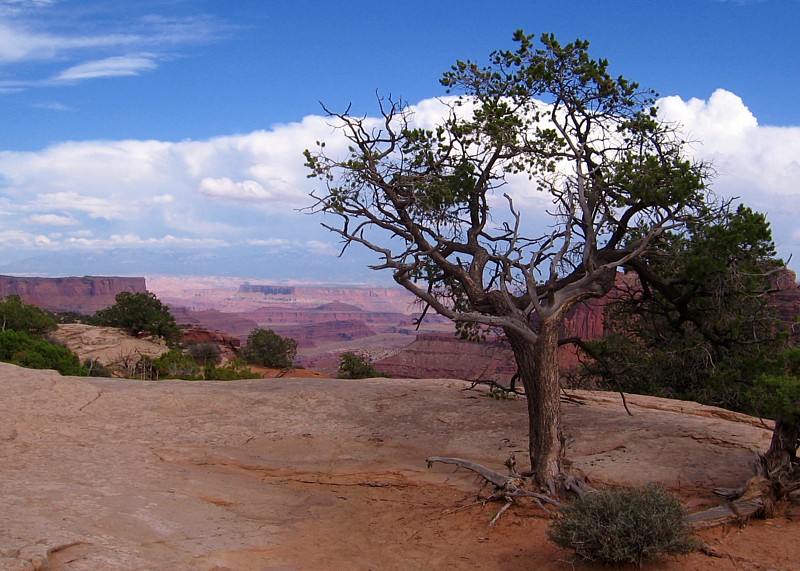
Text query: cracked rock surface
0 362 796 570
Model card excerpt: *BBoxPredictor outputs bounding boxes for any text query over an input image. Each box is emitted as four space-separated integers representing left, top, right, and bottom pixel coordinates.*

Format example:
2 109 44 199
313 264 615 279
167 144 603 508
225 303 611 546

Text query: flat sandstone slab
0 362 792 570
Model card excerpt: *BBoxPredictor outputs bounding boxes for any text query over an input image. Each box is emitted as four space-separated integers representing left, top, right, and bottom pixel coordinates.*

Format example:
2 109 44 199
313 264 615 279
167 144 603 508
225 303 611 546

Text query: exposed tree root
426 455 574 524
687 476 775 529
687 439 799 530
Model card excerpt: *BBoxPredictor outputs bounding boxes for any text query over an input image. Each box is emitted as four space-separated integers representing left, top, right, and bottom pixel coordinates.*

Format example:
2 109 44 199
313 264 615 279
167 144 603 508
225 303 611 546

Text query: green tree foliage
0 330 87 376
241 329 297 368
47 310 89 325
186 342 222 366
337 352 389 379
580 205 784 411
203 359 260 380
750 348 800 494
548 484 696 565
92 291 181 345
305 30 724 490
580 208 799 498
751 348 800 423
0 295 57 337
150 349 201 380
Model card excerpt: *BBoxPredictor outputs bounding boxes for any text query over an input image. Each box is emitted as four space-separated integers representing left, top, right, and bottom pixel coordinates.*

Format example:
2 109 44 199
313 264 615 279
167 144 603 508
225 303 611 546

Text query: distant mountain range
0 247 388 283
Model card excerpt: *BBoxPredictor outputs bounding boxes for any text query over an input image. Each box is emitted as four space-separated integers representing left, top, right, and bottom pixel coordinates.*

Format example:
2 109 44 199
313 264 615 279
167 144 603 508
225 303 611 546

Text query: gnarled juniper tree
305 31 723 493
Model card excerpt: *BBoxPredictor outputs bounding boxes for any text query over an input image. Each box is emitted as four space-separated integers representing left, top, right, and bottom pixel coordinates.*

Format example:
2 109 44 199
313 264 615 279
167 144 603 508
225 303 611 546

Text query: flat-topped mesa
0 275 147 314
236 283 419 313
238 284 294 295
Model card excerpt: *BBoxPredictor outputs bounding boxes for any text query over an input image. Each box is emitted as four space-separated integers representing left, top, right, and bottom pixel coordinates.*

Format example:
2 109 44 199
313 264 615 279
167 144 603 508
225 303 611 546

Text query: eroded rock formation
180 326 241 361
51 323 169 369
0 275 146 314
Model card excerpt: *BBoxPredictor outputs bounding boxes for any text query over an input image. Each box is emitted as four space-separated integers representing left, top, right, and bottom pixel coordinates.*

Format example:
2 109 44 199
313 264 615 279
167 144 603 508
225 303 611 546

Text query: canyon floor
1 362 798 570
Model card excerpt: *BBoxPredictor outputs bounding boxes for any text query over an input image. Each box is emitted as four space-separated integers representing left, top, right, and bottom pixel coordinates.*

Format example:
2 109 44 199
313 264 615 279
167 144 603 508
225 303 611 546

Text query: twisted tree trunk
505 318 563 495
761 417 800 498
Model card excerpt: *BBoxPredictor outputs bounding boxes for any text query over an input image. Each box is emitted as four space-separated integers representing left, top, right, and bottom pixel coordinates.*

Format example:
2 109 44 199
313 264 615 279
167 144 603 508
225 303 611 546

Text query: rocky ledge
1 362 796 570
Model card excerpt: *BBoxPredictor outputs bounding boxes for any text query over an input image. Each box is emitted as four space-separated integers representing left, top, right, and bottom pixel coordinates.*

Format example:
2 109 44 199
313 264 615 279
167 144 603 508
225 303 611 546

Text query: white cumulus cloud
0 90 798 271
658 88 800 263
198 178 272 202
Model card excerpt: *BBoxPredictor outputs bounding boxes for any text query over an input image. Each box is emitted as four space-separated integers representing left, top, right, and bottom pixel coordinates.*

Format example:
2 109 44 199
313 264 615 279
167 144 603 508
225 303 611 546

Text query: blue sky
1 0 799 281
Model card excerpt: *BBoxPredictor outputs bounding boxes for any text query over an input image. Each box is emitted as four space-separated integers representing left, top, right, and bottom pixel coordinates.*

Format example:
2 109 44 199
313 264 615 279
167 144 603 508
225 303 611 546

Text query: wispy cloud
26 213 77 226
0 3 228 88
29 100 71 111
0 0 58 18
55 53 159 80
0 21 141 64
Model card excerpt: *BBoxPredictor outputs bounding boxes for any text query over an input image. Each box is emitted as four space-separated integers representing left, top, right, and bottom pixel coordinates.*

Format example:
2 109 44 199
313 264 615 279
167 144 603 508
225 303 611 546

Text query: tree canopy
241 329 297 369
92 291 181 344
305 30 749 492
579 204 784 409
0 295 57 337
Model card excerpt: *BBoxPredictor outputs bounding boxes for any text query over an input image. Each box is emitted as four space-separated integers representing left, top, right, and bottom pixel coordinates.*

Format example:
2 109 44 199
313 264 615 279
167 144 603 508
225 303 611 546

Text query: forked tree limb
427 456 514 488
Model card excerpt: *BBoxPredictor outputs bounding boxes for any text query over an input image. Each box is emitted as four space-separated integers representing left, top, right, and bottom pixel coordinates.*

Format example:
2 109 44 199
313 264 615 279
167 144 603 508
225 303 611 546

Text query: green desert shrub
92 291 181 345
83 358 113 377
0 330 87 376
186 342 222 366
337 351 389 379
203 359 260 380
241 328 297 368
547 483 696 566
0 295 57 337
152 349 201 380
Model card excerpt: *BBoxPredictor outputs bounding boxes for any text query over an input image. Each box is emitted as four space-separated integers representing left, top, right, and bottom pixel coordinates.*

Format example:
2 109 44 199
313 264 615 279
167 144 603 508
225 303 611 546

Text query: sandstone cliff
377 271 800 382
375 333 516 382
0 275 146 314
170 307 260 341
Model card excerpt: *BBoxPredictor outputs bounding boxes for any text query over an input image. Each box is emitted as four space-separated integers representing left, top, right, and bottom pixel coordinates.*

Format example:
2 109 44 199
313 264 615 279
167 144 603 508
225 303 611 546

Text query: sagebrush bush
547 483 696 566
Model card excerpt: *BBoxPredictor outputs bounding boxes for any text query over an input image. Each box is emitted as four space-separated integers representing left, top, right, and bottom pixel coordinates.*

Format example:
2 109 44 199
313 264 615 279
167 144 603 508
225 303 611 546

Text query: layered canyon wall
0 275 147 314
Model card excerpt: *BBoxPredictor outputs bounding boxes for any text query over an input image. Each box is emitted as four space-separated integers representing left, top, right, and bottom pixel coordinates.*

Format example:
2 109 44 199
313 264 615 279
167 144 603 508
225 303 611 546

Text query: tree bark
505 318 563 495
760 417 800 497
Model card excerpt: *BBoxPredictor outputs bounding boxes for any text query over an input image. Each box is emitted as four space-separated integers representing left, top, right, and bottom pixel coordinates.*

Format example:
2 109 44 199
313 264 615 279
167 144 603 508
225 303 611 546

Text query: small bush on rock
241 329 297 368
547 483 696 566
84 358 113 377
186 342 221 366
337 352 390 379
203 359 260 380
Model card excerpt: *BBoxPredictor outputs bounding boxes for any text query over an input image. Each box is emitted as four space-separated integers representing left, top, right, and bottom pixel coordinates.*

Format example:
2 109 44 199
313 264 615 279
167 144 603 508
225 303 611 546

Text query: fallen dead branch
686 476 773 529
426 455 565 525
